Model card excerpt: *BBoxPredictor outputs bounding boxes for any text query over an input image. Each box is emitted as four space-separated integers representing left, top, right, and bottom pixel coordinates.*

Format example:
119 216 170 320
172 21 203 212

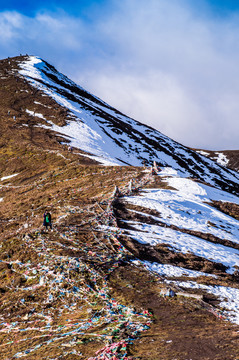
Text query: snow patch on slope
123 172 239 323
214 152 229 167
1 173 19 181
137 260 217 279
26 109 46 120
41 119 119 166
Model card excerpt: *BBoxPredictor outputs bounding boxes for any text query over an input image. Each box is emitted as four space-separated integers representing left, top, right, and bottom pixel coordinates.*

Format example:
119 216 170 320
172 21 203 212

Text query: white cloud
0 1 239 150
0 10 84 53
76 0 239 150
0 11 23 41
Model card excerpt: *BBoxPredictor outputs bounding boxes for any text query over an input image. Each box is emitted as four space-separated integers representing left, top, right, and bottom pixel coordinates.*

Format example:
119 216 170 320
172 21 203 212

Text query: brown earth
0 56 239 359
1 163 238 359
210 200 239 221
110 264 239 360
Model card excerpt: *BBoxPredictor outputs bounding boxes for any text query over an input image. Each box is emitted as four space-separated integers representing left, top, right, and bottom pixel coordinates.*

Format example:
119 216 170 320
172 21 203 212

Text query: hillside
195 149 239 173
0 55 239 360
17 55 239 196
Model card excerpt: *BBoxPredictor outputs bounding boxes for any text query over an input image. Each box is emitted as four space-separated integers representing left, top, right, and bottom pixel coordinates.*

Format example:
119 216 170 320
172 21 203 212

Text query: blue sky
0 0 110 18
0 0 239 150
206 0 239 13
2 0 239 15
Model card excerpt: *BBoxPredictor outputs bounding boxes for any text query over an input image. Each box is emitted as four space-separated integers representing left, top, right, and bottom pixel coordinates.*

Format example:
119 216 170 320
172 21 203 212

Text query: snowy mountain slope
0 55 239 358
112 168 239 325
16 56 239 196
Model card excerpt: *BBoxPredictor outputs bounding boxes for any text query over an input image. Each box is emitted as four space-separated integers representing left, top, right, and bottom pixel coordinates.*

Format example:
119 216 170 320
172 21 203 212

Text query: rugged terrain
195 149 239 173
0 55 239 360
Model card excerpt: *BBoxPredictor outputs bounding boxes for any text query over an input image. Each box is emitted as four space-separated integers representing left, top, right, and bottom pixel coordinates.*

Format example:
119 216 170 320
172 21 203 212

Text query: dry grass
0 56 239 359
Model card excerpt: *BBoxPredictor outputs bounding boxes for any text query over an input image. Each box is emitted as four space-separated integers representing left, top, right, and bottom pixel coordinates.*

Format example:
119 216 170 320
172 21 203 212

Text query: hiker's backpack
46 213 50 223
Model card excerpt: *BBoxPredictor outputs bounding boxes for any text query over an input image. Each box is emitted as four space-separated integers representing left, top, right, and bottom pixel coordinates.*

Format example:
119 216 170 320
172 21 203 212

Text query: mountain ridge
0 55 239 359
14 55 239 195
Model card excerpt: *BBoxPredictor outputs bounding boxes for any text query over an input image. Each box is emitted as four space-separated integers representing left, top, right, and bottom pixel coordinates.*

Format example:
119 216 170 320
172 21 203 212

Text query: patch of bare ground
221 150 239 172
143 174 176 190
209 200 239 221
109 264 239 360
0 164 142 239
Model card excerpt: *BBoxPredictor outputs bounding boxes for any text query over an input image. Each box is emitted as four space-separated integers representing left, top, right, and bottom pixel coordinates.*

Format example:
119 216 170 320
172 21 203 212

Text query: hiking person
43 211 52 230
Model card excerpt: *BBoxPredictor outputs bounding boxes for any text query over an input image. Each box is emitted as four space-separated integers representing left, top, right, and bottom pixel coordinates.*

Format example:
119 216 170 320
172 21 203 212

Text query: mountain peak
0 54 238 195
0 55 239 359
9 55 238 195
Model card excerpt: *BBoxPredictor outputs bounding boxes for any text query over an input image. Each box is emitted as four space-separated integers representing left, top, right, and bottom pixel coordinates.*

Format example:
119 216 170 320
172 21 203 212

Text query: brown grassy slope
1 166 239 360
221 150 239 172
0 55 96 175
0 162 147 360
1 161 239 359
110 264 239 360
0 56 239 359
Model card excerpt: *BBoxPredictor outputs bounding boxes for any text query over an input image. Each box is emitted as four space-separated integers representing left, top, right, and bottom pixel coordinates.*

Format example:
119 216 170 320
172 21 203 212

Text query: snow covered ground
214 152 229 167
125 170 239 254
133 260 217 279
124 169 239 324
